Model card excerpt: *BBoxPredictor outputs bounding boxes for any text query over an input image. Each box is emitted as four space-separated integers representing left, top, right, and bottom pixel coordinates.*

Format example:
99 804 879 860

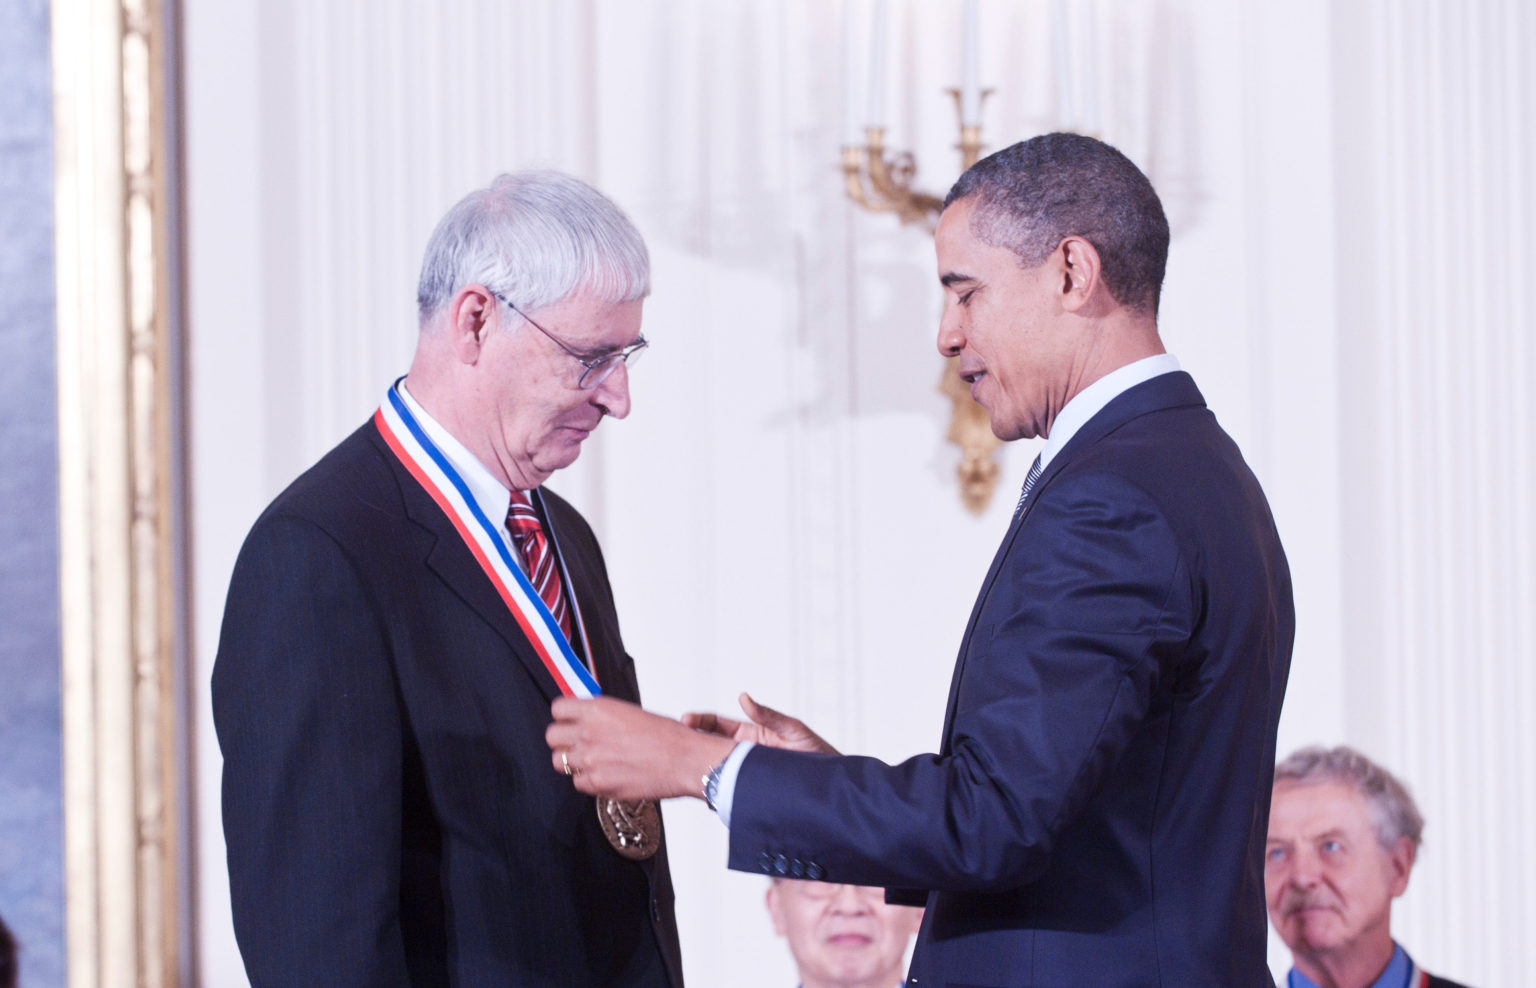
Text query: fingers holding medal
546 695 685 800
547 694 738 803
547 698 664 861
547 706 595 793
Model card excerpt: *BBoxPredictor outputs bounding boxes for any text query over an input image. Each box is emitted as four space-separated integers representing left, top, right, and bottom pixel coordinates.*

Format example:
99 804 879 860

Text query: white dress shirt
397 380 530 575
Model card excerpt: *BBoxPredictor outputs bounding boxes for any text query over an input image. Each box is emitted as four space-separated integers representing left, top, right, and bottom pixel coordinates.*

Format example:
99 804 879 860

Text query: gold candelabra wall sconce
841 93 1002 516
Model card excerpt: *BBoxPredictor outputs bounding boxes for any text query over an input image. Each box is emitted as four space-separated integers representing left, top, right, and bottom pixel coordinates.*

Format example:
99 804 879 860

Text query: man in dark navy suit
549 133 1295 987
213 172 683 986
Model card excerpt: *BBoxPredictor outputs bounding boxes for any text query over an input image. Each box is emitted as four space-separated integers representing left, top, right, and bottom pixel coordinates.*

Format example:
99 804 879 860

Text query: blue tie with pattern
1013 453 1043 517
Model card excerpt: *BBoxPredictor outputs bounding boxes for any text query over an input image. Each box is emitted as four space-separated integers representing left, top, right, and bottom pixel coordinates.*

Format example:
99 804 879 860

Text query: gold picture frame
52 0 184 983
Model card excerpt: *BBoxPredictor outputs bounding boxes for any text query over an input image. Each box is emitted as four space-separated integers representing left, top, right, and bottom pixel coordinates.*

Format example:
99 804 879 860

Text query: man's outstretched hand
546 696 737 801
683 692 838 755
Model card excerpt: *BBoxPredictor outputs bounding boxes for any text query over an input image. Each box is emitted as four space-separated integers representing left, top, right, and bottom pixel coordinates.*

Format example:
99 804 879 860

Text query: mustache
1278 890 1337 915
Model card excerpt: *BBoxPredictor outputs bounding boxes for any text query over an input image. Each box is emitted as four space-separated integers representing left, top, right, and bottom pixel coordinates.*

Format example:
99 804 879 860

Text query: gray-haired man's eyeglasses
492 291 647 390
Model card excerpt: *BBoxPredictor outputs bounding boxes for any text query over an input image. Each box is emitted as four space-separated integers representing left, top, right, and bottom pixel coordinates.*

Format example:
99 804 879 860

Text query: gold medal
597 798 661 860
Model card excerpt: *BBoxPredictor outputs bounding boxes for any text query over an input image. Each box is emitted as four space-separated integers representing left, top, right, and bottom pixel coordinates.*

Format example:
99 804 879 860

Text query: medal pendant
597 798 661 860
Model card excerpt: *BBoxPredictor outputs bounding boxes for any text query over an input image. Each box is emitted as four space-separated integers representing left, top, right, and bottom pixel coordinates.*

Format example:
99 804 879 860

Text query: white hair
415 171 649 325
1274 745 1425 851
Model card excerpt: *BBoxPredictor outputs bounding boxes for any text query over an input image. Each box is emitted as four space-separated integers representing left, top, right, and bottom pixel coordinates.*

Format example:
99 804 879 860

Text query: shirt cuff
710 741 755 828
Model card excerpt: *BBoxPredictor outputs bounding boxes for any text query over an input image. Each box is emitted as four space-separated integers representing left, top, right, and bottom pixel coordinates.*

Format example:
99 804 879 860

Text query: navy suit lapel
367 423 566 704
937 372 1207 749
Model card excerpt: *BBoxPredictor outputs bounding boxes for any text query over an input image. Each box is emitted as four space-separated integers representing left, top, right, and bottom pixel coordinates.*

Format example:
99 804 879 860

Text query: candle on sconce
960 0 980 125
1079 0 1099 135
843 0 861 144
1051 0 1073 128
866 0 888 129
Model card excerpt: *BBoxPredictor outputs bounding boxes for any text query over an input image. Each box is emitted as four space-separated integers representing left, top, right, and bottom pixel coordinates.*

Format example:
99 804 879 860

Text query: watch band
702 748 733 812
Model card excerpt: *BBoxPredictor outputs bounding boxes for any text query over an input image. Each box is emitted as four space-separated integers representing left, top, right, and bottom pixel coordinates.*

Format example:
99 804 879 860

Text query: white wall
182 1 1533 985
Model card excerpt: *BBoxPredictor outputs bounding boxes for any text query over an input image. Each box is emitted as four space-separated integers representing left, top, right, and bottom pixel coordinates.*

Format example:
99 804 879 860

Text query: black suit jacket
729 372 1294 986
213 420 684 987
1427 974 1473 988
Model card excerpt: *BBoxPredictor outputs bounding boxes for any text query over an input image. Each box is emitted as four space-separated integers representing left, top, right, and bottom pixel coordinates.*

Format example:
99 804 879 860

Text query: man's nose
592 363 631 419
829 884 875 915
936 304 966 357
1288 850 1321 887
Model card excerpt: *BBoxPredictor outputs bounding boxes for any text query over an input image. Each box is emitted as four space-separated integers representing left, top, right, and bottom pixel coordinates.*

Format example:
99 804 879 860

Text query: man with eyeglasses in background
213 172 681 986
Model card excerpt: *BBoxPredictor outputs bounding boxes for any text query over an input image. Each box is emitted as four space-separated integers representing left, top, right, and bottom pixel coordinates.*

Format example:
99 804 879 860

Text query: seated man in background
766 879 921 988
1266 746 1473 988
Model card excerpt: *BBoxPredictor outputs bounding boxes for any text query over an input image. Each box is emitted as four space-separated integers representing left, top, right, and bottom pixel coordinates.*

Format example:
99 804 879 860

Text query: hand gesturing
682 693 838 755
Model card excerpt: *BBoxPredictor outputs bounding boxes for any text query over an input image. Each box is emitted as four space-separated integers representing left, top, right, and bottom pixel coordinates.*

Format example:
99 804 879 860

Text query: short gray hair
942 132 1169 316
1273 745 1425 852
415 171 650 325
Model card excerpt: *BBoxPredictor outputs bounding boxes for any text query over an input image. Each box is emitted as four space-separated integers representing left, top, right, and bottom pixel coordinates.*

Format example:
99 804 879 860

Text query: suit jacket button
651 898 662 923
773 853 789 875
806 862 824 880
758 852 773 873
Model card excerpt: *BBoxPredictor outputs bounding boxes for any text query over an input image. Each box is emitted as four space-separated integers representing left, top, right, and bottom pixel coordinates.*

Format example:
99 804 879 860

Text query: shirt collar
396 379 513 528
1038 353 1181 471
1288 942 1412 988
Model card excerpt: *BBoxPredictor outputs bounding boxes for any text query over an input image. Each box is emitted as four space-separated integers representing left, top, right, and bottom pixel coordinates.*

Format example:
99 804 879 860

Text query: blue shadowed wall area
0 0 65 984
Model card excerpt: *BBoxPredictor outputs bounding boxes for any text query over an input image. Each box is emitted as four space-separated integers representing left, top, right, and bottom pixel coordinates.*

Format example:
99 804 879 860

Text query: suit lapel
937 372 1207 749
538 495 637 702
368 423 566 704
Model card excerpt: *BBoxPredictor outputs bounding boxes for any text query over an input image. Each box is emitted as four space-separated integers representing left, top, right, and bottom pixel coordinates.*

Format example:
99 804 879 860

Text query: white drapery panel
1335 2 1535 984
181 1 1529 985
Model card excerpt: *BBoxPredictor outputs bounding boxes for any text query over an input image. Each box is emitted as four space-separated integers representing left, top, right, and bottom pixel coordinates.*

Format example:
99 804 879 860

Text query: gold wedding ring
561 750 574 777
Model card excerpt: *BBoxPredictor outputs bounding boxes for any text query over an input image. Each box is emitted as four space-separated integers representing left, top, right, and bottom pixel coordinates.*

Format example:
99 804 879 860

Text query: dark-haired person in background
1267 746 1473 988
548 132 1295 986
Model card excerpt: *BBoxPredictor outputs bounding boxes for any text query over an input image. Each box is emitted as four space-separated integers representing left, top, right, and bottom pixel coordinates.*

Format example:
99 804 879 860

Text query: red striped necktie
506 490 572 640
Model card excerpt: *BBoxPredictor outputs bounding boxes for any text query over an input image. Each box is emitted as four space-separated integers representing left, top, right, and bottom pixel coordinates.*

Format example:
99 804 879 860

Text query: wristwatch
701 748 734 812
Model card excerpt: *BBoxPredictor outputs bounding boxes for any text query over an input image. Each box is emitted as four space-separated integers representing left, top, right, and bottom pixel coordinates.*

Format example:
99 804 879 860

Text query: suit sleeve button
773 853 789 875
790 858 805 877
806 862 824 880
758 852 773 873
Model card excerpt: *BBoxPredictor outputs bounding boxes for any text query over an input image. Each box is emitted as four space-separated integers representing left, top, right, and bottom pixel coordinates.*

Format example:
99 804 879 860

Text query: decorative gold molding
938 355 1002 515
841 93 1002 515
52 0 181 983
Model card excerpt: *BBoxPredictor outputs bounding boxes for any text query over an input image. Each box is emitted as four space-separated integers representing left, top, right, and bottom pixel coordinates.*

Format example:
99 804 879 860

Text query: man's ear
447 284 498 364
1057 236 1103 314
765 883 788 937
1387 835 1416 898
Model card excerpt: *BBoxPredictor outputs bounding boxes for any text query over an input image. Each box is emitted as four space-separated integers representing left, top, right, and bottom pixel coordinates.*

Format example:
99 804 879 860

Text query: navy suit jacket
729 372 1294 987
213 420 684 987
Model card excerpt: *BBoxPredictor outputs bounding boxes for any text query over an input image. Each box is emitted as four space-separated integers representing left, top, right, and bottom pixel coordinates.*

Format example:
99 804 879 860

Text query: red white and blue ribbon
375 382 600 699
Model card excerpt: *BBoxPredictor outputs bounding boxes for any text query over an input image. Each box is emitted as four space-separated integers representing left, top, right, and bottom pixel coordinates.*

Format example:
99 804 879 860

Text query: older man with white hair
213 171 683 986
1266 746 1473 988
